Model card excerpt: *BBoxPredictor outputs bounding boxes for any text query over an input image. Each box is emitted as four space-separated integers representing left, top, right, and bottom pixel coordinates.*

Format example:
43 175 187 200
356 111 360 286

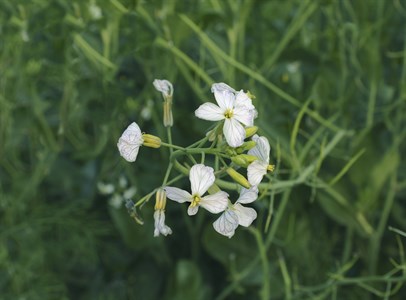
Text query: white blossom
213 187 258 238
164 164 228 216
195 84 257 147
153 79 173 98
247 135 271 186
154 210 172 237
117 122 144 162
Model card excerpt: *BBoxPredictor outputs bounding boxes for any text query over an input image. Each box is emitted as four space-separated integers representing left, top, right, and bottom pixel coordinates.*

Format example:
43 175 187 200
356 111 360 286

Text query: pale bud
226 168 250 189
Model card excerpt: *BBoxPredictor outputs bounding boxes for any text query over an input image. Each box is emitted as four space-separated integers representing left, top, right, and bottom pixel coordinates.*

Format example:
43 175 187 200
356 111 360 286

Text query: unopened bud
208 183 221 194
236 141 257 153
246 90 256 99
245 126 258 138
155 188 167 210
226 168 250 189
142 134 161 148
231 154 258 168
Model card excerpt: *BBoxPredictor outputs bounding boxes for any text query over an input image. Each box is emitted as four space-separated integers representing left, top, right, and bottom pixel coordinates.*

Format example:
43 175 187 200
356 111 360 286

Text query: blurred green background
1 0 406 299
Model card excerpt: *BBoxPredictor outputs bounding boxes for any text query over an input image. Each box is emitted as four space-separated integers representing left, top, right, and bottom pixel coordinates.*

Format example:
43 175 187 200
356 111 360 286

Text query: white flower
213 187 258 238
247 135 272 186
164 164 228 216
153 79 173 98
154 188 172 237
154 210 172 237
195 84 256 147
117 122 144 162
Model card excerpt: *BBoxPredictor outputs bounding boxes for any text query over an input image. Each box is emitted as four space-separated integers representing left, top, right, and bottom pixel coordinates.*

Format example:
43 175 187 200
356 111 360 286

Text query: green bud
236 141 257 153
226 168 250 189
231 154 258 167
245 126 258 138
207 183 221 195
246 90 256 99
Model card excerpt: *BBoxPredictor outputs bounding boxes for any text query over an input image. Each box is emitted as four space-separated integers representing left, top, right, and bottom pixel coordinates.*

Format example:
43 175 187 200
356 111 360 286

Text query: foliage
1 0 406 299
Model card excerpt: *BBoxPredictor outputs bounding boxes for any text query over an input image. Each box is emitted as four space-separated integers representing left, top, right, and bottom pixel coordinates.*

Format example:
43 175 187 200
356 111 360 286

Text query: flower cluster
117 81 275 238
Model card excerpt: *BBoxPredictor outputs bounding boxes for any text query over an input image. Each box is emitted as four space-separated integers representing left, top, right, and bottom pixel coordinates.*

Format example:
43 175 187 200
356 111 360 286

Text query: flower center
224 109 234 119
191 194 201 207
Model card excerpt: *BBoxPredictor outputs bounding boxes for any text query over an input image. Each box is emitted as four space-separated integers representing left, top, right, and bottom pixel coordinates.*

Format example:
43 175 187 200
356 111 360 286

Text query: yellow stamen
190 194 201 207
224 109 233 119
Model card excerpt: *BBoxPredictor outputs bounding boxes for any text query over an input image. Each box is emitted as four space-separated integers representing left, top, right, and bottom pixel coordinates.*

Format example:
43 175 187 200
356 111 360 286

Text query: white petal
154 210 172 237
187 205 199 216
195 103 225 121
247 160 268 186
248 135 270 163
233 105 255 127
189 164 215 196
164 187 191 203
153 79 173 97
235 90 255 110
213 210 239 238
117 122 144 162
223 118 246 147
237 186 259 204
211 82 236 94
233 203 257 227
214 90 235 110
200 191 229 214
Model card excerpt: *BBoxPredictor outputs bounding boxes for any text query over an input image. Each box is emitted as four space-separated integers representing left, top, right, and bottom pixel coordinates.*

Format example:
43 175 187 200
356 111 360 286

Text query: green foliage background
1 0 406 299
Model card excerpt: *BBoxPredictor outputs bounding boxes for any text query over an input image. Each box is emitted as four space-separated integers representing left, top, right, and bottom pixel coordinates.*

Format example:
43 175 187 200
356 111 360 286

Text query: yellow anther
191 194 201 207
224 109 234 119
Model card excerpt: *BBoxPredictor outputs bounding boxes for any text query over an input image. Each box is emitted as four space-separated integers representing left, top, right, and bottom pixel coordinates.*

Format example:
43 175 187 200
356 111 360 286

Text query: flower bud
231 154 258 168
246 90 256 99
236 141 257 153
226 168 250 189
245 126 258 138
142 134 161 148
207 183 221 194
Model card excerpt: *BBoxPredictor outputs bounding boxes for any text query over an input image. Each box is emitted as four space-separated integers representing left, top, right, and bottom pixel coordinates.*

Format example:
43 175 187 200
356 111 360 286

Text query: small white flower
109 193 124 209
117 122 144 162
195 84 256 147
213 187 258 238
164 164 228 216
247 135 272 186
153 79 173 98
97 182 115 195
154 210 172 237
123 186 137 199
88 1 102 20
